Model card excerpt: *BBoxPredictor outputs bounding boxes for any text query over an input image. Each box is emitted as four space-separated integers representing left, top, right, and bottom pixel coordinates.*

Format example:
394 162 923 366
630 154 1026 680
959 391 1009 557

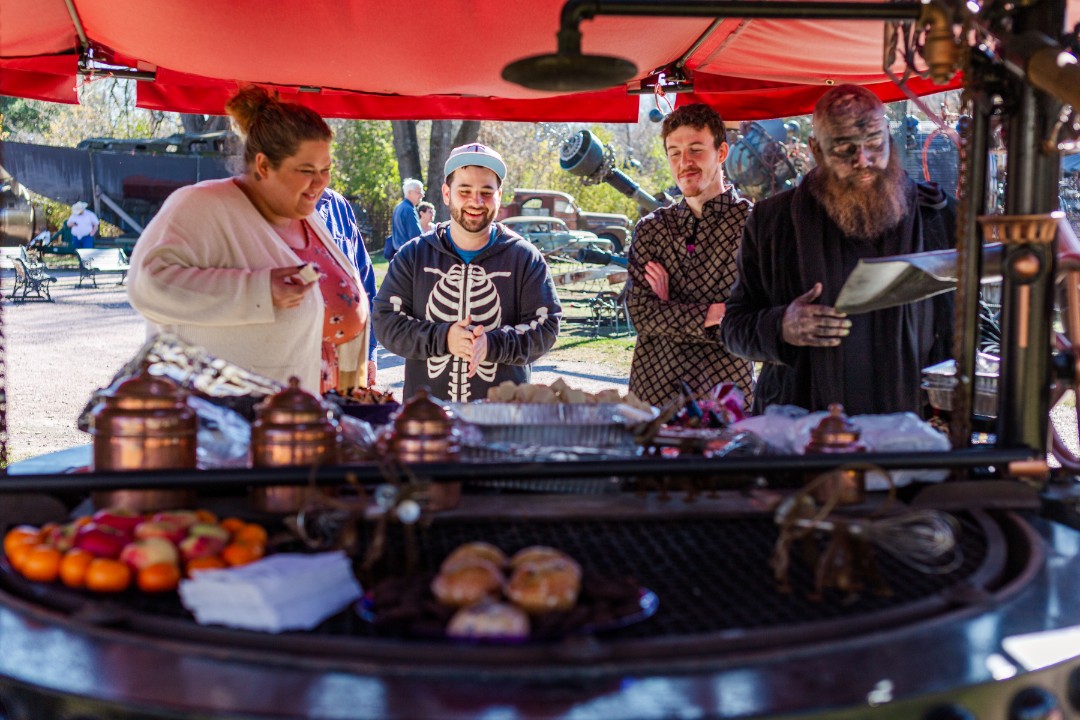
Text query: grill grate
0 513 994 646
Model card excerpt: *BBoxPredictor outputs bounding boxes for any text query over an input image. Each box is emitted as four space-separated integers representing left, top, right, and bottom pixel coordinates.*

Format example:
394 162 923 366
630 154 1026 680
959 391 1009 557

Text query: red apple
91 508 144 535
149 510 200 530
178 534 225 562
186 522 230 543
73 523 128 559
133 520 186 545
44 522 79 552
120 538 180 571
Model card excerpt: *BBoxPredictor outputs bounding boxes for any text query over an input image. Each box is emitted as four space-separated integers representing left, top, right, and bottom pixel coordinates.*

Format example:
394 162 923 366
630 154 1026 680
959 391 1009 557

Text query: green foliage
330 119 397 239
1 97 58 140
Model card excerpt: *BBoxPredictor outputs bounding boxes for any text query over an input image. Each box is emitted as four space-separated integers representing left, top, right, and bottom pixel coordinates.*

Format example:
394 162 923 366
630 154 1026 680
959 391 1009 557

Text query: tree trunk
179 114 229 134
452 120 481 148
425 120 483 220
391 120 423 185
426 120 454 218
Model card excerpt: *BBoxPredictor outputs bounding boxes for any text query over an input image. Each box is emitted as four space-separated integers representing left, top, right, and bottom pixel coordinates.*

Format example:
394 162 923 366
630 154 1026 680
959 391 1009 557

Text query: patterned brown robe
626 188 755 409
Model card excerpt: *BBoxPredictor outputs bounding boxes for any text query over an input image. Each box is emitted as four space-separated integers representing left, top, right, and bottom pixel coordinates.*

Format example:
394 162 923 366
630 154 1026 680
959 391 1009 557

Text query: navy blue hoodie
373 223 562 403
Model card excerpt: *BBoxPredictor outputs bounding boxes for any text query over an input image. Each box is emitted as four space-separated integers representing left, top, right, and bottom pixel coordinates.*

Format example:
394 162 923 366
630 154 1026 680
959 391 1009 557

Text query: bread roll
446 600 530 640
505 558 582 614
431 559 503 608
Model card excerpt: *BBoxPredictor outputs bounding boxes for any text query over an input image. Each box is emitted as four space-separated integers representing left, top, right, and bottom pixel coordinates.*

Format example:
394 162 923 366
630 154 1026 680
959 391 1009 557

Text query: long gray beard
807 157 910 240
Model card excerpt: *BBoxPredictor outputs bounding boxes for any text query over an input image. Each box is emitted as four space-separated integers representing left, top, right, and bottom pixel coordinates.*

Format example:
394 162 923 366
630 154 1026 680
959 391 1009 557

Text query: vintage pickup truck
497 188 633 252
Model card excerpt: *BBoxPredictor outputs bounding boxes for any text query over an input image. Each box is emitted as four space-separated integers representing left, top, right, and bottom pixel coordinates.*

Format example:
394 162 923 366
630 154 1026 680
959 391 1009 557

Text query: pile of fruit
2 508 269 594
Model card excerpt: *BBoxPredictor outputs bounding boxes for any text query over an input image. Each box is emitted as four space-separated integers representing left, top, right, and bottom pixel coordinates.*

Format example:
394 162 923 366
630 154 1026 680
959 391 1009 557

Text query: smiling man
721 84 957 416
373 143 561 403
625 103 755 409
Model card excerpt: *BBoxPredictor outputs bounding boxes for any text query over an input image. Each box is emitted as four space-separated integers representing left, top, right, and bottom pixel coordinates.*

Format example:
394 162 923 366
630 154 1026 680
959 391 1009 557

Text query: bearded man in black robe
721 84 956 416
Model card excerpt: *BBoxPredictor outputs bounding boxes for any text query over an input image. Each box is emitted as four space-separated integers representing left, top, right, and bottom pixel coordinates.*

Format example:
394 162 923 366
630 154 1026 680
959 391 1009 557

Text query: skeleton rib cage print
423 263 511 402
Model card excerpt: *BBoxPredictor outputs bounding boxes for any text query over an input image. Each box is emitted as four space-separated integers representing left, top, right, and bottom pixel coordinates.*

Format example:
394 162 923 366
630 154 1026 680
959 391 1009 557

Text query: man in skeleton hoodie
373 143 562 403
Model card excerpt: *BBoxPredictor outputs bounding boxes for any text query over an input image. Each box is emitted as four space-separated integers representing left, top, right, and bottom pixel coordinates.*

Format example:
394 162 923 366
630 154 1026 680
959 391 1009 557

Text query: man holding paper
722 84 956 415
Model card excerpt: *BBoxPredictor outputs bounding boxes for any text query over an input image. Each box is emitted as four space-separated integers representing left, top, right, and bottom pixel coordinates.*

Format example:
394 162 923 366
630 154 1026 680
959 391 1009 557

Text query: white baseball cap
444 143 506 182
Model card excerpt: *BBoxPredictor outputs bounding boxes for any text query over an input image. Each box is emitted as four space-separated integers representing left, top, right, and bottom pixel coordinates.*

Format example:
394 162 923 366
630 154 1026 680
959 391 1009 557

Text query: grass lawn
369 248 636 376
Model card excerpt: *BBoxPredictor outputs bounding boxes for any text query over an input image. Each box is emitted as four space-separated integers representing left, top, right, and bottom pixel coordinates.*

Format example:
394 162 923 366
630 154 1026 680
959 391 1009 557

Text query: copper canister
804 403 866 505
250 377 341 512
387 389 461 510
89 369 197 512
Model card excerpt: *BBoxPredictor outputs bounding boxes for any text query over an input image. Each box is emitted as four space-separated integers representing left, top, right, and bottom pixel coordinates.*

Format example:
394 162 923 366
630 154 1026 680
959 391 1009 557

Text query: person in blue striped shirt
317 188 379 386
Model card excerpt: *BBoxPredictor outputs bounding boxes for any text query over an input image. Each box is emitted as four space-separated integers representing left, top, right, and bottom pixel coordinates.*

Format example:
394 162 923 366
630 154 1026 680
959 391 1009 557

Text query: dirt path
2 270 627 464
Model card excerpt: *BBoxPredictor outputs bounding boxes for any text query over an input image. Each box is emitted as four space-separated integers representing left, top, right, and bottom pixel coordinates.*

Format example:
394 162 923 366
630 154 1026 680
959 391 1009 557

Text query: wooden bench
76 248 130 288
10 256 57 302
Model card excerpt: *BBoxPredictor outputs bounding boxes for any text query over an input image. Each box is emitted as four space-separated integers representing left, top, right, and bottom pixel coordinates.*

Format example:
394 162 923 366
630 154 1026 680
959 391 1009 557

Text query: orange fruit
137 563 181 593
222 541 264 567
185 555 227 576
220 517 246 535
194 509 219 525
6 541 37 573
233 523 268 546
4 525 42 558
84 558 132 593
59 549 95 588
20 545 62 583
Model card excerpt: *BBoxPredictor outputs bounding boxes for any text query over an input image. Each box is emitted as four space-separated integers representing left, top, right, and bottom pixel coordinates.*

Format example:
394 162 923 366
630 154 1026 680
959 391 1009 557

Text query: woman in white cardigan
128 86 368 393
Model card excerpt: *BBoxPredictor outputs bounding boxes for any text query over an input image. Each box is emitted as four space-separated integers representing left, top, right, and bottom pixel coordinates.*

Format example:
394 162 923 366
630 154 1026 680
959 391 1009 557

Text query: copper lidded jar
386 389 461 510
388 388 459 463
250 376 341 512
89 367 197 511
804 403 866 505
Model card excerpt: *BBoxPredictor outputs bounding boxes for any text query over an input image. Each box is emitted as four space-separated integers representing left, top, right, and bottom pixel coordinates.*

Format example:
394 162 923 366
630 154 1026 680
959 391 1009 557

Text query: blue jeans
72 235 94 249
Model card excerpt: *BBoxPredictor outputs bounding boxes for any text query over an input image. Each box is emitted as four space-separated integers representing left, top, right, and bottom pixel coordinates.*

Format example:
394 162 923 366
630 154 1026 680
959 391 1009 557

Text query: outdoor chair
10 256 57 302
76 247 130 288
588 290 628 335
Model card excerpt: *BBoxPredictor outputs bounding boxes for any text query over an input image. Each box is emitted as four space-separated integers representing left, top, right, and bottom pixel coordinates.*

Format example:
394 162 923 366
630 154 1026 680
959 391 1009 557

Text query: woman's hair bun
225 85 277 137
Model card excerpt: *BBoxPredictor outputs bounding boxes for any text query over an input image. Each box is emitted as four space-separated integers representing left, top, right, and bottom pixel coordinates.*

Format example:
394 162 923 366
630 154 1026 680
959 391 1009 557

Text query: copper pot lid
809 403 861 446
100 371 187 410
393 388 453 435
257 376 333 426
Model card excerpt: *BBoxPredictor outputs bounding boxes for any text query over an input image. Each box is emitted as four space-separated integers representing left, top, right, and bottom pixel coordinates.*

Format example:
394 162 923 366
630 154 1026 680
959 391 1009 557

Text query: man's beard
450 203 496 233
808 154 911 240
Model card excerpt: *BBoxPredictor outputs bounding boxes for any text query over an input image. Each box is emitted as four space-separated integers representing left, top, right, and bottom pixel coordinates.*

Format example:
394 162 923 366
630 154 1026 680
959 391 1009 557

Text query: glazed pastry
446 599 530 640
441 542 509 572
510 545 575 570
431 559 503 607
505 558 582 614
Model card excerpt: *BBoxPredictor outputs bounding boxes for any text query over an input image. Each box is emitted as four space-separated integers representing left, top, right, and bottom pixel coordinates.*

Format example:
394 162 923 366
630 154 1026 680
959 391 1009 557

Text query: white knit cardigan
127 178 368 393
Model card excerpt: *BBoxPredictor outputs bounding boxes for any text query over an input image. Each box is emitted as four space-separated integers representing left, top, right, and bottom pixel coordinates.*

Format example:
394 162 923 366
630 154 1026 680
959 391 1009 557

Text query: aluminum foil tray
921 353 999 417
451 402 655 451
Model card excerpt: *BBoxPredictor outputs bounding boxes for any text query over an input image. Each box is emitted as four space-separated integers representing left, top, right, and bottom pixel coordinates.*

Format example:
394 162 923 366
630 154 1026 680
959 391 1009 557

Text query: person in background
66 201 99 249
317 187 378 387
128 85 369 394
417 200 436 235
373 143 561 403
384 178 423 261
722 83 956 416
625 103 755 409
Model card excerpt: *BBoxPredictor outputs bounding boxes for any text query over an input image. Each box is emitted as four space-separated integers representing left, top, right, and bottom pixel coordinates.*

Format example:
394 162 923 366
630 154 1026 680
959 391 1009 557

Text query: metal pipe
561 0 924 27
950 85 993 450
0 448 1034 494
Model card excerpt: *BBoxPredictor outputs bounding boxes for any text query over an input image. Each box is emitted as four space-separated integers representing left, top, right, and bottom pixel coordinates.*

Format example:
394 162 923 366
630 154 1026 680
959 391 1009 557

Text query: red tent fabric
0 0 1076 120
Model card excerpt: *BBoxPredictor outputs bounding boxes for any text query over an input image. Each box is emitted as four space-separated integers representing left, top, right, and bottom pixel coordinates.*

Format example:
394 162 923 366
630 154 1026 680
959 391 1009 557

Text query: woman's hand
269 267 314 309
644 261 670 301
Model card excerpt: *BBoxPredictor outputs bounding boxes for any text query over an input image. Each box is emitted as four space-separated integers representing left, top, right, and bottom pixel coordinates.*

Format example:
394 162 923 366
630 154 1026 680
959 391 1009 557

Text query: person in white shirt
66 201 99 249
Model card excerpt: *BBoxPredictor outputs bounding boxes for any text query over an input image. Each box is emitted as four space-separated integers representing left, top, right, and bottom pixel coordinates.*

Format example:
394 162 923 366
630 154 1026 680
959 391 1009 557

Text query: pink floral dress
292 221 364 392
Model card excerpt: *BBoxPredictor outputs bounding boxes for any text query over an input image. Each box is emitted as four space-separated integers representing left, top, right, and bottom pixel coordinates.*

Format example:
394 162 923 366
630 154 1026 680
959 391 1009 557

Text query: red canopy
1 0 1077 121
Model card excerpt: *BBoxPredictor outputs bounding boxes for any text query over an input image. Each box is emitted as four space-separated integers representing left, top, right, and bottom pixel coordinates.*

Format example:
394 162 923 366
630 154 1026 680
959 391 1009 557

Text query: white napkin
179 551 362 633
